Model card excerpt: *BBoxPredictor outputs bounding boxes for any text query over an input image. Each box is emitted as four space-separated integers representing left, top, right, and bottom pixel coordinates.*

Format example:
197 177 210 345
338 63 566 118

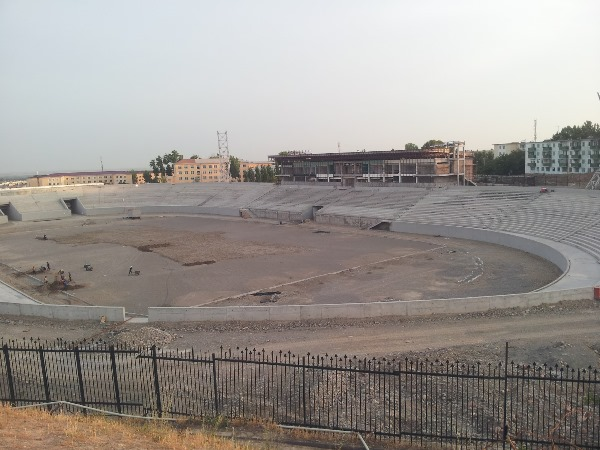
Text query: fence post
302 356 307 426
109 345 122 414
38 347 52 410
74 346 87 413
211 353 219 416
2 344 16 406
151 345 162 418
502 342 509 449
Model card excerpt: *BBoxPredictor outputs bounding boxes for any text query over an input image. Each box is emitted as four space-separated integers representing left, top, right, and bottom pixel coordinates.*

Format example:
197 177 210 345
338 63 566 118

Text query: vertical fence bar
109 345 122 414
2 344 16 406
302 356 307 426
151 345 162 418
74 346 87 413
502 342 509 449
212 353 219 416
38 347 52 410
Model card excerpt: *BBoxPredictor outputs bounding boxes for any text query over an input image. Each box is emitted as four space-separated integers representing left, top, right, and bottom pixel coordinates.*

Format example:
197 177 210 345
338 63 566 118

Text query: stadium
0 182 598 323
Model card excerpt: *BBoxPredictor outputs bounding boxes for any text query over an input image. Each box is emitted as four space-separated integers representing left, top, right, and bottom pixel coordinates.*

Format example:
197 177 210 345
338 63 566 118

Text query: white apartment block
492 142 521 158
524 139 600 174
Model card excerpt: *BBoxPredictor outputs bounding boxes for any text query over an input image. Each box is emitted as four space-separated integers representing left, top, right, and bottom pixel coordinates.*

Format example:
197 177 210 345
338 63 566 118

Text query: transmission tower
217 131 229 159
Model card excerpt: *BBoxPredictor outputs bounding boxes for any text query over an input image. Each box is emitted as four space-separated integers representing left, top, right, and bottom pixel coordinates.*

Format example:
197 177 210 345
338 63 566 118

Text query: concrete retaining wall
80 204 240 218
389 222 570 273
148 287 591 322
316 214 380 229
0 302 125 322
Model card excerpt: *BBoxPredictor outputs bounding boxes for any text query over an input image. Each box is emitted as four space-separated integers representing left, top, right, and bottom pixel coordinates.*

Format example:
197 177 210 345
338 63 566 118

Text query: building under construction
270 142 473 186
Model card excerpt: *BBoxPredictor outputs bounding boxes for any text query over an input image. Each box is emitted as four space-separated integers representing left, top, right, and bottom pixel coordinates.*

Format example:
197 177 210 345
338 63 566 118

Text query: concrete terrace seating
246 185 339 220
199 183 274 208
396 187 538 230
3 183 600 266
317 188 429 223
7 193 71 221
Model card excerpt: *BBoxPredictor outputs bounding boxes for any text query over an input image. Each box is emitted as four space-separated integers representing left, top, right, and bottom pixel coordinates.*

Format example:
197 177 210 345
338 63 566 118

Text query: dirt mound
106 326 176 348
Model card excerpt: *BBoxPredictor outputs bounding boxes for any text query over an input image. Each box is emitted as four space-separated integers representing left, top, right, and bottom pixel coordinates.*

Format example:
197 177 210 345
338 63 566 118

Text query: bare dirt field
1 214 599 369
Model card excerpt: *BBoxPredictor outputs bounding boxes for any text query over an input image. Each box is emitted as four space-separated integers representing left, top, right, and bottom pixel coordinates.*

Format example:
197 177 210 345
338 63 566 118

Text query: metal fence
1 339 598 449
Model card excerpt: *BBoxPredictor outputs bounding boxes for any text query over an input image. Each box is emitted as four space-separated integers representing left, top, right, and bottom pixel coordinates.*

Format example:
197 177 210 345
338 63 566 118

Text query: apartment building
28 171 133 187
492 142 521 158
172 158 230 183
524 139 600 174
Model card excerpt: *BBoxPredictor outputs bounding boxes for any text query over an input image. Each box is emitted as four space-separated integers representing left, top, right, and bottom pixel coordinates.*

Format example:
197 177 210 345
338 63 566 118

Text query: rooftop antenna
217 131 229 160
534 119 537 142
100 157 104 172
337 142 341 153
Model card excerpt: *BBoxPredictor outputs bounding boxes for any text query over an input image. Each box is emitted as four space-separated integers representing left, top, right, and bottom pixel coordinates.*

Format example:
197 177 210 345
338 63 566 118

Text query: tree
190 154 199 159
130 170 137 184
229 156 241 180
244 169 255 182
260 165 267 183
165 164 173 176
473 150 495 175
155 155 165 176
404 143 419 150
473 149 525 176
265 165 274 182
254 166 262 182
142 171 152 183
552 121 600 140
422 139 445 149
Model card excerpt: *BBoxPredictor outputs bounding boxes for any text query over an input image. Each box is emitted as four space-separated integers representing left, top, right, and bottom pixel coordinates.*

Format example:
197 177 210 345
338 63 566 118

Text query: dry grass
0 404 258 450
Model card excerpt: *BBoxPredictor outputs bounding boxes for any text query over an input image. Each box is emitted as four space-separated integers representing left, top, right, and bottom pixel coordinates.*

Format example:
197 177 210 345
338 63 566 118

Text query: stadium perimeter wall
147 288 591 322
389 223 570 274
78 204 240 218
0 302 125 322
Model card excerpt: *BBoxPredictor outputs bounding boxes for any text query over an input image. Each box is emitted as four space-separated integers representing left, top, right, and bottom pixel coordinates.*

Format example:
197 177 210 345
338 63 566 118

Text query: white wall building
492 142 521 158
524 139 600 174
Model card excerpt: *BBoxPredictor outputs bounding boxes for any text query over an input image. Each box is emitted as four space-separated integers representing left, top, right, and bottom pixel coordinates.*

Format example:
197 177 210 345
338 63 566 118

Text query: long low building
269 143 473 186
28 171 134 187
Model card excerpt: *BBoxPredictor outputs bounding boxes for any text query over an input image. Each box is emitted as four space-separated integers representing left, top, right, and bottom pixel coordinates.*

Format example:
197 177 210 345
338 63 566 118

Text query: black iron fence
1 339 599 449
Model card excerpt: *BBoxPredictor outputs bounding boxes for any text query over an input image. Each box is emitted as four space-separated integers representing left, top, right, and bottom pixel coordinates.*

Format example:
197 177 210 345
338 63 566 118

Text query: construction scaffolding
270 143 473 186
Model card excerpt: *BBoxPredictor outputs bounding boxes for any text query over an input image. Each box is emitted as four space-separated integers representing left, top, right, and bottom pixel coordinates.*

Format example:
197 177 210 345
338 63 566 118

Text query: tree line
552 120 600 141
473 150 525 176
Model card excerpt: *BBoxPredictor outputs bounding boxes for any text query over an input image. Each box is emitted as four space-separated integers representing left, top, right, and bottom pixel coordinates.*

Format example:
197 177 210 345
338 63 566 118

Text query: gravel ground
2 298 599 369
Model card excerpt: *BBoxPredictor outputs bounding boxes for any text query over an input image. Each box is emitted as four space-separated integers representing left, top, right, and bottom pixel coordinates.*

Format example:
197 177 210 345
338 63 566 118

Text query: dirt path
3 299 599 369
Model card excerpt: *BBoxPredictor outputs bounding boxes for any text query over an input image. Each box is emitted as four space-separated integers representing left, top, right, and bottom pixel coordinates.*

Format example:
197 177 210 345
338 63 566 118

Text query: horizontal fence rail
1 339 598 449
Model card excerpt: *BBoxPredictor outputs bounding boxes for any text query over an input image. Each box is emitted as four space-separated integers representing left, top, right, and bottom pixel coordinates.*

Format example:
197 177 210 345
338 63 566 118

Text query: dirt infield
1 214 600 368
0 215 560 315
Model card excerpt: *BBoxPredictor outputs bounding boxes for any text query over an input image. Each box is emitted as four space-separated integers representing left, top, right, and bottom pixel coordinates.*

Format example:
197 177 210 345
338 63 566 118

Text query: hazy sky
1 1 599 174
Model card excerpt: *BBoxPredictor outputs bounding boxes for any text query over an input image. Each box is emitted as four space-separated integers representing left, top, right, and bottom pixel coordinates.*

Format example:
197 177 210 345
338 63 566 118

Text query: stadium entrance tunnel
0 203 10 217
62 198 85 215
370 221 391 231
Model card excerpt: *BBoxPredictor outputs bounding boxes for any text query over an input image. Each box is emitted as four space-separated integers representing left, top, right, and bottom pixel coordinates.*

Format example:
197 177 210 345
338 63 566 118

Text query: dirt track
2 299 600 369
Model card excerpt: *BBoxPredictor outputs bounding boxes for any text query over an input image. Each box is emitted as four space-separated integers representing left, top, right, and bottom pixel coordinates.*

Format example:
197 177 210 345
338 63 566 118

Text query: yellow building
172 158 230 183
28 171 134 187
